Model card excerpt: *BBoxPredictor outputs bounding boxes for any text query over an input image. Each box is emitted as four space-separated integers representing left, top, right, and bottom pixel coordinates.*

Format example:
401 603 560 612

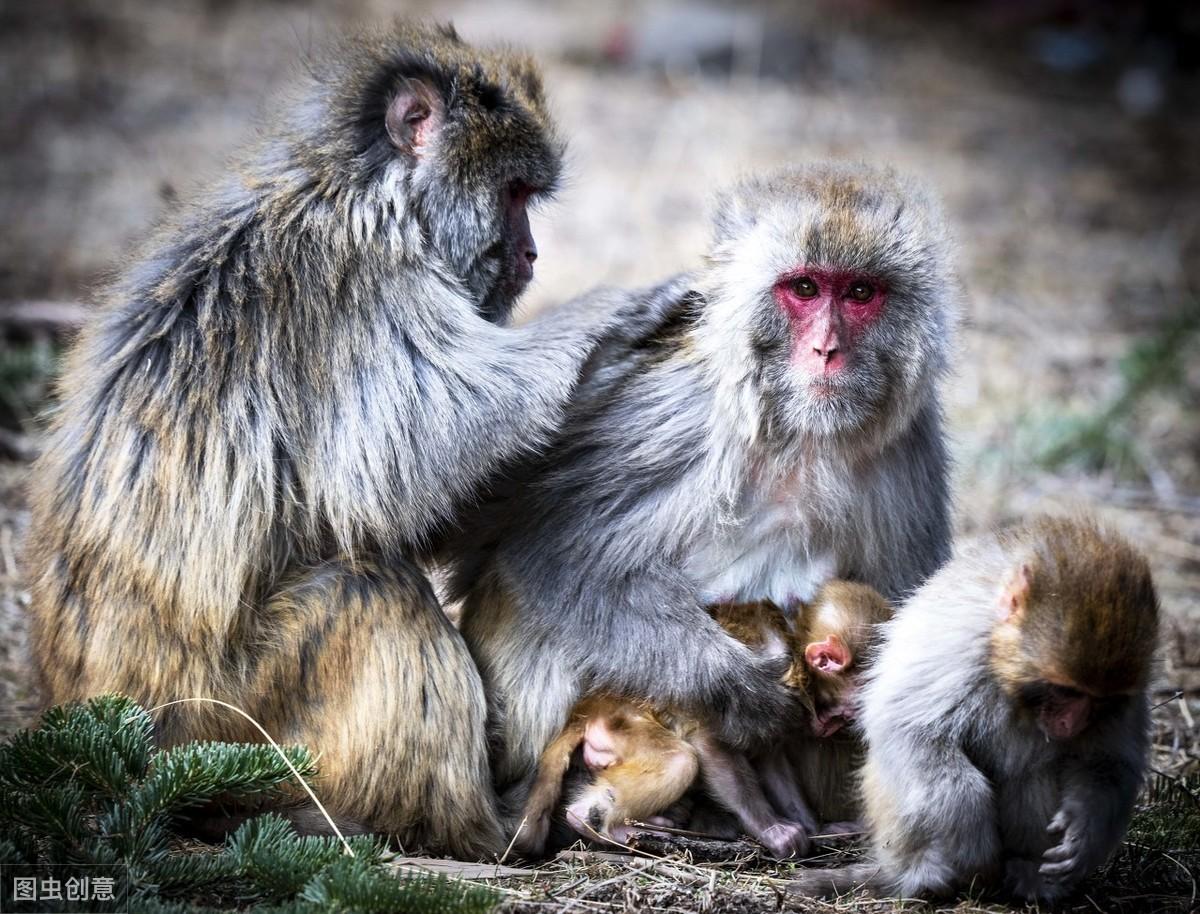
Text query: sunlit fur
452 163 958 825
793 516 1158 902
25 22 620 859
512 586 893 859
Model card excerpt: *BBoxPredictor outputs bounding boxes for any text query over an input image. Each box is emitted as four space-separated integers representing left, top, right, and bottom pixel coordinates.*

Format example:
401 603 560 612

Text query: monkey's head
800 581 893 738
296 22 563 322
567 707 696 846
990 517 1159 742
700 163 957 445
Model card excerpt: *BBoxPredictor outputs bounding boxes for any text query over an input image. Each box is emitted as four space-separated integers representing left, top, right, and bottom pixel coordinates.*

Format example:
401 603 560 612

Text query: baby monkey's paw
511 812 552 858
757 820 813 860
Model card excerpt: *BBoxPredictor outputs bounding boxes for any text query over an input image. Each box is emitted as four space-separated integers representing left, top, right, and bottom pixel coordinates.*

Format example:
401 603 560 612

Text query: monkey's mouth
812 716 847 738
811 703 854 738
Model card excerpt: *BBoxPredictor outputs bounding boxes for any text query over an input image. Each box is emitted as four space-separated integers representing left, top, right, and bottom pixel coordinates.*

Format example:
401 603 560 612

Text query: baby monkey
513 582 891 859
791 516 1160 903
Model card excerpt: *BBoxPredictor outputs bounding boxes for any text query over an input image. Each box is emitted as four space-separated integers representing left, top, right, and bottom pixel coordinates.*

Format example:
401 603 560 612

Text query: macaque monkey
24 23 651 858
453 163 958 821
513 582 892 859
753 581 892 833
790 516 1159 903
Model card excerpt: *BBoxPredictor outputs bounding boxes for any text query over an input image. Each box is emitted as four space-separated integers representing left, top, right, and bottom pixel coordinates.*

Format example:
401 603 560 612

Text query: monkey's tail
786 862 880 898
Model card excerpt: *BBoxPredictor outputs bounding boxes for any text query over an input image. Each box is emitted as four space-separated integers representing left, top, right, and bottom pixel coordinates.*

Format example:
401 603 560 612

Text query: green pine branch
0 694 503 914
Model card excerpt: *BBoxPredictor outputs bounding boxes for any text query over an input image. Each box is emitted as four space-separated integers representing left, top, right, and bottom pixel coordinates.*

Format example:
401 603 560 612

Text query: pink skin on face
1039 693 1092 741
772 268 887 377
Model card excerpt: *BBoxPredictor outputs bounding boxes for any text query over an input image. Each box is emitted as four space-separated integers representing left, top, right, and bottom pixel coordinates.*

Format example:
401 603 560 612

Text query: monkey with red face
449 162 958 832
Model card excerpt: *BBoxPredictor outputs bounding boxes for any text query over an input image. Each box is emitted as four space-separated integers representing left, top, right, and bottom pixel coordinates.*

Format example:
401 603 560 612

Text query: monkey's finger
1046 811 1069 835
1042 835 1079 858
1043 833 1081 862
1039 858 1080 878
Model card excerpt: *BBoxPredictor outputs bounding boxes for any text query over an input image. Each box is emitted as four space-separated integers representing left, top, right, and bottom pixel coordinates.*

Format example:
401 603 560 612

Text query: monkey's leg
259 558 503 860
512 719 587 857
861 740 1000 898
690 731 811 859
756 749 819 833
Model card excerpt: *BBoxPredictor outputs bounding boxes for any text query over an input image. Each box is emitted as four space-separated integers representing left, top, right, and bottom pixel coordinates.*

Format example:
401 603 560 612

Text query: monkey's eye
791 276 819 298
847 281 875 302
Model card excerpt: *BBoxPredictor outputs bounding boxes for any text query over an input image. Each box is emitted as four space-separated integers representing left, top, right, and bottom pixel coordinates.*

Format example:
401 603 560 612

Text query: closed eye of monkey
24 22 658 858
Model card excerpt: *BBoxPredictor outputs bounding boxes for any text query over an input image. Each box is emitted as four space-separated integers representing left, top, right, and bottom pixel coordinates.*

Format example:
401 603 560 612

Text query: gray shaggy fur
25 22 642 858
451 163 959 817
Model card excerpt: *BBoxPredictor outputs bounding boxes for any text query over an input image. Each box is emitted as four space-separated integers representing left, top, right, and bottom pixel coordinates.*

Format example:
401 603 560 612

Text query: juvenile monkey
513 582 892 859
453 163 958 818
24 23 644 858
755 581 892 833
790 516 1159 903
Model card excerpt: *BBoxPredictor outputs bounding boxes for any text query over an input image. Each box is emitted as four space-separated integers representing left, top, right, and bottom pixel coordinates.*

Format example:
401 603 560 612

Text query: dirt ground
0 1 1197 911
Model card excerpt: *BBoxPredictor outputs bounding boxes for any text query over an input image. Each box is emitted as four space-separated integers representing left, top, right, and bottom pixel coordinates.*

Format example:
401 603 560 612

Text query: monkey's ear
385 78 443 158
999 563 1032 622
804 635 850 675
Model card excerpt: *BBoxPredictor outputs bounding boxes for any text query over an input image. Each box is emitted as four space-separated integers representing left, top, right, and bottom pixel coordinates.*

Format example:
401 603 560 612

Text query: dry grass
426 822 1198 914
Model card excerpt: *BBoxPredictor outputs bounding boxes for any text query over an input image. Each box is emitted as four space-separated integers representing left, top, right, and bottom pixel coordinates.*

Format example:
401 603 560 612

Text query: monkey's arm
570 566 798 752
513 715 588 857
408 278 692 556
1035 702 1150 900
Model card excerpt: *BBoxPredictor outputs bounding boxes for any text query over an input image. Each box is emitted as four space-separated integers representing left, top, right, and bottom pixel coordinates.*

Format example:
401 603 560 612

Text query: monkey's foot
755 820 812 860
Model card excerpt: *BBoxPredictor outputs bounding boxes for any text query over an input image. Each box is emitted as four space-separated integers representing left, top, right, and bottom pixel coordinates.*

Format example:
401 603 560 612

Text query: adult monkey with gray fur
453 163 958 831
25 23 634 858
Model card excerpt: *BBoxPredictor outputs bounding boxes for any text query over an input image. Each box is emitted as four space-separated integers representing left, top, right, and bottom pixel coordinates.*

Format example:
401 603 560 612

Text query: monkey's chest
682 487 840 607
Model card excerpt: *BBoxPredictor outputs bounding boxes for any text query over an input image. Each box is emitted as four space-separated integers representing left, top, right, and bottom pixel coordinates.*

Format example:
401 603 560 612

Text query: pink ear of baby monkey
805 634 849 674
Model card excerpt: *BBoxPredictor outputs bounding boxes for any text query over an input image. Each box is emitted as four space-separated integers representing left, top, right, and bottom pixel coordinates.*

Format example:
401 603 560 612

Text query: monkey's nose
525 247 537 264
814 345 838 361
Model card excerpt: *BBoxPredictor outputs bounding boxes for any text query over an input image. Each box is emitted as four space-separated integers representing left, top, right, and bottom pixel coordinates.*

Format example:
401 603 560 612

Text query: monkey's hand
703 652 799 752
1037 804 1094 899
510 812 552 860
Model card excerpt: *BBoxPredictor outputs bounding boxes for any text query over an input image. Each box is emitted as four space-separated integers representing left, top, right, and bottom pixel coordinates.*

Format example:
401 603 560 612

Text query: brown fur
24 22 593 859
990 516 1159 699
515 584 892 857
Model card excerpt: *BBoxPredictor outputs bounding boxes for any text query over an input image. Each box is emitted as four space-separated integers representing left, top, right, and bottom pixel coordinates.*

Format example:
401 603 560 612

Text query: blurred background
0 0 1197 766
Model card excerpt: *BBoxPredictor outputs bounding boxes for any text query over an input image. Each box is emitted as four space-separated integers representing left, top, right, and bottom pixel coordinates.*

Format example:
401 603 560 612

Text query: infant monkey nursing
514 582 892 859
